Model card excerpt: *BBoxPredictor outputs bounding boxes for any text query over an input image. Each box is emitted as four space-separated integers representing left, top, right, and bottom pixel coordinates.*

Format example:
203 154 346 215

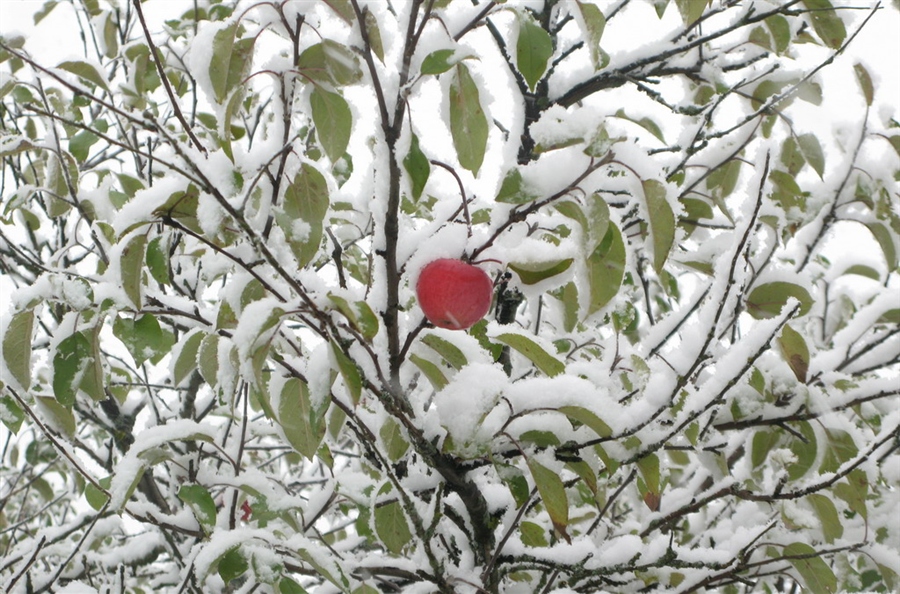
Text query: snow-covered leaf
495 333 565 377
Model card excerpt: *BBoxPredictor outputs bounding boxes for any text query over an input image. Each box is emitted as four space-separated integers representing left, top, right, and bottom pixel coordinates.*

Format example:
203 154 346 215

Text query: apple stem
430 159 472 237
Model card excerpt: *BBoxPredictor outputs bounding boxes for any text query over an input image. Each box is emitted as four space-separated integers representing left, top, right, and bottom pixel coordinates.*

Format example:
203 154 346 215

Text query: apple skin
416 259 493 330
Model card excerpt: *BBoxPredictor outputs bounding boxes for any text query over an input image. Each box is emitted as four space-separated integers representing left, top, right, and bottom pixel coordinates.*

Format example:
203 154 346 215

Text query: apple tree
1 0 898 592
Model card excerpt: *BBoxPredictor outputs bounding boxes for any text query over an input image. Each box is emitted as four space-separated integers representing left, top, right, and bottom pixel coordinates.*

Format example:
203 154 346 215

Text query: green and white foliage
1 0 898 592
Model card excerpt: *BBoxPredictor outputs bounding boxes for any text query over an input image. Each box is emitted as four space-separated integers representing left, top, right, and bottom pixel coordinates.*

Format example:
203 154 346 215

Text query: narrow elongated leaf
783 542 837 593
120 233 147 308
797 133 825 179
527 459 569 538
310 88 352 163
495 333 565 377
575 1 607 70
421 334 467 370
421 49 469 75
587 223 626 314
866 222 898 271
279 378 324 460
173 330 203 386
380 418 409 462
642 179 675 274
834 469 868 519
409 354 448 391
331 341 362 405
766 14 791 54
53 331 93 407
516 14 553 91
363 8 384 63
807 494 843 543
3 310 33 390
853 63 874 105
778 324 809 383
559 406 612 438
57 60 109 91
801 0 846 49
403 133 430 199
449 63 488 174
509 259 573 285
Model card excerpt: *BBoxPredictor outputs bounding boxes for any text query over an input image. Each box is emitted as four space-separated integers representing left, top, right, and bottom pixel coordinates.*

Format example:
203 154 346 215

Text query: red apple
416 259 493 330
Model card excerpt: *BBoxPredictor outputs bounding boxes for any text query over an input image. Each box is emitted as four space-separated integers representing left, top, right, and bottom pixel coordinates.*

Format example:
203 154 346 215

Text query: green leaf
421 334 467 370
558 406 612 439
509 259 574 285
3 310 34 390
198 334 219 388
752 430 780 468
797 133 825 179
780 137 805 177
363 7 385 63
675 0 707 25
520 521 549 547
297 40 362 86
587 223 626 315
516 14 553 91
217 546 248 583
374 488 412 554
495 333 565 377
403 133 430 199
782 542 837 594
113 314 176 367
331 341 362 405
615 110 665 143
57 60 109 92
310 88 352 163
746 282 813 319
279 577 309 594
173 330 203 386
801 0 846 49
642 179 675 274
53 331 93 407
527 459 569 538
820 428 858 474
278 163 330 268
0 396 25 434
120 233 147 308
834 469 868 519
278 376 321 459
495 168 538 204
209 25 254 103
853 63 874 106
766 14 791 54
449 63 488 174
35 395 76 436
420 49 471 75
380 418 409 462
178 484 217 528
866 222 898 271
575 1 607 70
409 354 448 391
777 324 809 383
788 421 818 480
85 477 111 511
707 159 742 200
806 494 843 544
146 235 170 285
